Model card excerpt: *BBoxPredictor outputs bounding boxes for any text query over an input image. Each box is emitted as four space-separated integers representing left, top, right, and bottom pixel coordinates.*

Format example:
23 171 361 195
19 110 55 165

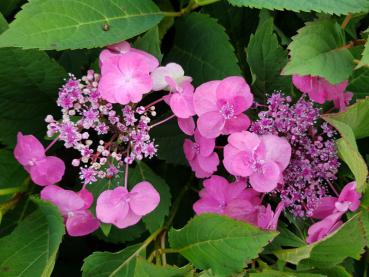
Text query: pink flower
183 130 220 178
244 202 285 231
292 75 352 111
306 212 343 244
223 131 291 192
41 185 100 236
151 63 192 91
312 181 361 219
193 76 253 138
193 175 260 220
14 132 65 186
96 182 160 229
98 42 159 105
178 117 195 136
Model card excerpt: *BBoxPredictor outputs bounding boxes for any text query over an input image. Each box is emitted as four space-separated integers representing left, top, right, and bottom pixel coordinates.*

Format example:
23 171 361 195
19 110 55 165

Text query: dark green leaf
134 258 193 277
282 19 354 84
0 0 163 50
0 12 7 34
0 0 25 18
168 214 277 276
166 13 241 86
347 68 369 99
133 26 163 62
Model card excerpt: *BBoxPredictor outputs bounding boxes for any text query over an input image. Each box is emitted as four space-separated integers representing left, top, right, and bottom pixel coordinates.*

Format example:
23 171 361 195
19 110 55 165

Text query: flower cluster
250 93 340 217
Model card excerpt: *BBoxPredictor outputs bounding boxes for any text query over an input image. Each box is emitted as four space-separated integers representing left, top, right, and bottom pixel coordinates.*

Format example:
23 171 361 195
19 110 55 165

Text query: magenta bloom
193 76 253 138
14 132 65 186
183 130 220 178
96 182 160 229
306 212 343 244
223 131 291 192
244 202 285 231
41 185 100 236
178 117 195 136
312 181 361 219
292 75 352 111
193 175 260 220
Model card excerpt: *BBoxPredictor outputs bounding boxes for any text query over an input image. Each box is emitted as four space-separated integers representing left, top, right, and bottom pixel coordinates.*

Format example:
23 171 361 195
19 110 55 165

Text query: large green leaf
0 198 65 277
82 243 143 277
322 98 369 139
282 19 354 84
0 48 65 146
133 26 163 62
128 162 171 233
247 17 291 96
321 117 368 192
347 68 369 99
0 0 163 50
274 214 366 268
166 13 241 86
168 214 277 276
228 0 369 15
133 258 193 277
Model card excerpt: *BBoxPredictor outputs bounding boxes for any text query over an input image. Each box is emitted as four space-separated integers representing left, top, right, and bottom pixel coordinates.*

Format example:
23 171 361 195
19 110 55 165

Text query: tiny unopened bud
72 159 80 166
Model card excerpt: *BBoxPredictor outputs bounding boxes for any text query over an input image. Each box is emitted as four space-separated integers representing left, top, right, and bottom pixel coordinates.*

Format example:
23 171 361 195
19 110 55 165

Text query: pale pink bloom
193 76 253 138
312 181 361 219
193 175 260 220
14 132 65 186
96 182 160 229
164 79 195 119
223 131 291 192
178 117 195 136
244 202 285 231
183 130 219 178
306 211 343 244
292 75 352 111
41 185 100 236
151 63 192 91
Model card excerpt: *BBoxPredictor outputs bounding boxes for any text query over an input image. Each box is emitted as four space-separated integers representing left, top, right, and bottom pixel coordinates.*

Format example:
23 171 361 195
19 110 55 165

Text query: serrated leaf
168 214 277 276
0 12 7 34
282 19 354 84
134 258 193 277
247 17 291 96
228 0 369 15
0 0 163 50
274 214 366 267
0 198 65 277
129 162 171 233
166 13 241 86
0 0 25 18
94 222 147 244
322 98 369 139
249 270 325 277
357 29 369 68
133 26 163 62
0 48 65 146
347 68 369 99
82 243 144 277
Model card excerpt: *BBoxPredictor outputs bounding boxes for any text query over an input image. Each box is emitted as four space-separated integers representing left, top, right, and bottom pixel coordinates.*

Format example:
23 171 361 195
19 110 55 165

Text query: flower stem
45 136 60 153
0 186 24 196
150 114 176 129
327 180 339 197
341 13 352 29
145 97 164 110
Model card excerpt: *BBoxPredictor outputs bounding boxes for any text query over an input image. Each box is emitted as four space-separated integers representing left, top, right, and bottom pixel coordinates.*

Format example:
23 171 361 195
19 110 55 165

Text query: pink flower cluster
307 182 361 243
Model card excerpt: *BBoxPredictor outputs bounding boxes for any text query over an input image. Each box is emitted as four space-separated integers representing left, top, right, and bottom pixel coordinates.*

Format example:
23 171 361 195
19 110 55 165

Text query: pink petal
306 212 344 244
41 185 85 215
66 210 100 237
311 197 338 219
193 81 219 116
178 117 195 136
222 114 251 135
216 76 253 114
337 181 361 212
30 156 65 186
14 132 46 166
152 63 187 91
227 131 260 152
130 181 160 216
78 189 94 209
115 209 142 229
197 152 219 174
201 175 229 204
256 205 274 229
96 187 129 227
189 158 213 178
169 93 195 118
130 48 159 72
193 197 225 215
223 145 254 177
268 202 284 230
194 129 215 157
108 41 131 54
260 135 292 170
249 161 280 192
197 111 225 139
183 139 196 161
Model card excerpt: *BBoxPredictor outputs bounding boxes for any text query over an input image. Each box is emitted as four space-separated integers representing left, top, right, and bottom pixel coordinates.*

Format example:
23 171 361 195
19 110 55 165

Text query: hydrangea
250 93 340 217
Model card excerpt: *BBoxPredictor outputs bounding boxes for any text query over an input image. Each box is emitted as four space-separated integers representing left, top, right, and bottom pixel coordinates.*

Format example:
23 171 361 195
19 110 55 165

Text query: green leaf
168 214 278 276
228 0 369 15
0 198 65 277
82 243 143 277
133 258 193 277
347 68 369 99
166 13 241 86
95 222 147 244
0 12 8 34
357 29 369 68
249 270 325 277
274 214 366 268
129 162 171 233
133 26 163 62
282 19 354 84
151 119 187 165
322 98 369 139
321 117 368 192
247 17 291 96
0 0 163 50
0 48 65 146
0 0 25 18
